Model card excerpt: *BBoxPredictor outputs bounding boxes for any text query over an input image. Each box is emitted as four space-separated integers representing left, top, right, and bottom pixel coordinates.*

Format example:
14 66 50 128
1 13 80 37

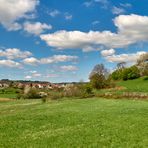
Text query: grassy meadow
0 87 18 99
116 77 148 92
0 78 147 147
0 98 148 148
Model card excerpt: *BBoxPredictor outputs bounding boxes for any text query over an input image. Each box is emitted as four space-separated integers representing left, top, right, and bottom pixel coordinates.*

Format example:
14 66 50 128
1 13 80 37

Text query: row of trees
111 53 148 81
111 65 140 81
89 53 148 89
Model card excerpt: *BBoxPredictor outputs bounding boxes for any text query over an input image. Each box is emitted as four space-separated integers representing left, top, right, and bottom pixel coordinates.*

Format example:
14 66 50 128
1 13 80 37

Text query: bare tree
89 64 108 79
89 64 109 89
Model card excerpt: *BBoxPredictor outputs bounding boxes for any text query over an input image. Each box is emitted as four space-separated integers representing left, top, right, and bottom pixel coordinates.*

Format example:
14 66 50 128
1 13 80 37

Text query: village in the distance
0 79 77 90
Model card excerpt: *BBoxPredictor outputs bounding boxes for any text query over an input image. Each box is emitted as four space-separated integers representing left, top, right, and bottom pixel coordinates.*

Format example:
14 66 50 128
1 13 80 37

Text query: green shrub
89 73 109 89
64 85 82 98
23 88 41 99
122 66 140 81
48 91 64 100
111 70 123 80
143 76 148 80
84 84 93 94
48 84 94 100
64 84 94 98
111 66 140 81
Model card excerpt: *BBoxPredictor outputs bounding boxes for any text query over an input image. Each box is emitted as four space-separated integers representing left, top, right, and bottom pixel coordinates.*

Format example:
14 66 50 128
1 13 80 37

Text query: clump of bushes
143 76 148 81
111 70 123 80
111 66 140 81
16 83 94 101
122 66 140 80
90 73 107 89
89 64 113 89
24 89 41 99
47 83 94 100
48 91 64 100
17 88 41 99
64 84 94 98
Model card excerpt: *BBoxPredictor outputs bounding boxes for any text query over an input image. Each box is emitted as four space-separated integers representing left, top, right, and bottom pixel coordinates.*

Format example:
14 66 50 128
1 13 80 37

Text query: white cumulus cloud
40 30 127 51
0 60 22 68
0 48 32 59
40 14 148 53
0 0 39 30
114 14 148 42
24 22 52 35
23 55 78 65
60 65 78 71
101 49 115 56
40 55 78 64
105 51 146 63
23 57 39 65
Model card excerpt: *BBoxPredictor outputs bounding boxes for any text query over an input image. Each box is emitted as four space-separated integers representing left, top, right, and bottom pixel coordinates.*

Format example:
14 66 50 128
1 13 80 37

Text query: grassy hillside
117 77 148 92
0 98 148 147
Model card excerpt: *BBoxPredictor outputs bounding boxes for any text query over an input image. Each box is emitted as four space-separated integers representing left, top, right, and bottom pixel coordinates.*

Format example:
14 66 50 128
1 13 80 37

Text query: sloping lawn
117 77 148 92
0 98 148 148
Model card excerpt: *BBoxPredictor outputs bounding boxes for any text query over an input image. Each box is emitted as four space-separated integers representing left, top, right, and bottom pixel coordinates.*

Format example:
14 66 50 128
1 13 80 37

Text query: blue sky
0 0 148 82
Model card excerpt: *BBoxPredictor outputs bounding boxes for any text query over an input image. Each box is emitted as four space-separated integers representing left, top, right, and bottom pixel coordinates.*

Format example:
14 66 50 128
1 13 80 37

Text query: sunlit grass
0 98 148 147
117 77 148 92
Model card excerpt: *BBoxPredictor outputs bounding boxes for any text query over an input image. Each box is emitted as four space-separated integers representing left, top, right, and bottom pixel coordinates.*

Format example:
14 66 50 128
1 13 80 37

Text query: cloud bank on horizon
0 0 147 82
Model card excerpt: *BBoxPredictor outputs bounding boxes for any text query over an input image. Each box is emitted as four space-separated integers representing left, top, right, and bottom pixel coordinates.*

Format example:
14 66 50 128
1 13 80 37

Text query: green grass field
0 93 17 98
0 98 148 148
0 87 18 98
117 77 148 92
